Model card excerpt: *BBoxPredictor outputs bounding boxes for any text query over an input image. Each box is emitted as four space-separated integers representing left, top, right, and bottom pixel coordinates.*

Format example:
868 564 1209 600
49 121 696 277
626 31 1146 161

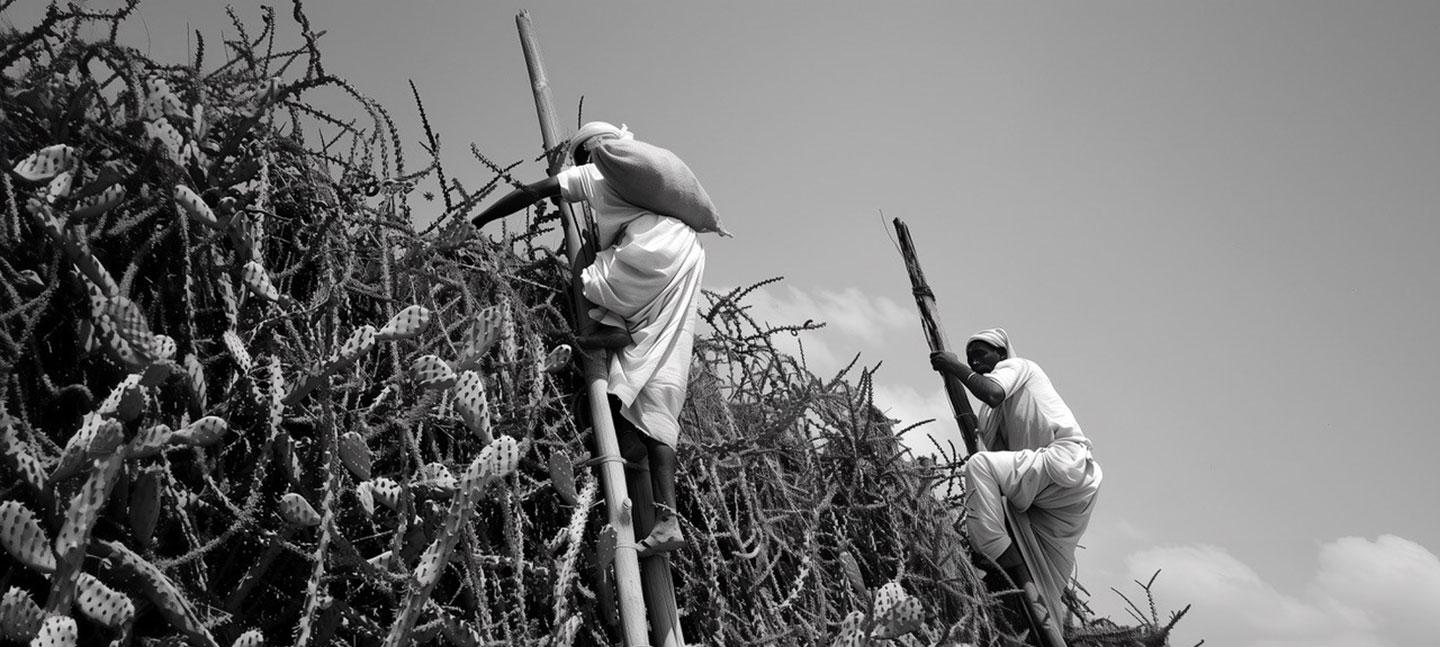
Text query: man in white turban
930 328 1102 634
474 122 718 555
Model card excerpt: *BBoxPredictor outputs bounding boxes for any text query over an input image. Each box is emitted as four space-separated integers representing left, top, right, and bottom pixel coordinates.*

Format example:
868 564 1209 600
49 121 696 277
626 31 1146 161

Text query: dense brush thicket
0 3 1182 646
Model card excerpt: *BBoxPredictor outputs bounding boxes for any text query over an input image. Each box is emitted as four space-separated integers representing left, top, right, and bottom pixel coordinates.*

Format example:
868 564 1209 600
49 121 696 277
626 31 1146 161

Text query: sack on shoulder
591 138 731 236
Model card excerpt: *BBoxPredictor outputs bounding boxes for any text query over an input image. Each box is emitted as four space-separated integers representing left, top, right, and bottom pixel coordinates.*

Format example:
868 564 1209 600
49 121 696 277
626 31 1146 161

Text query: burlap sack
591 138 731 236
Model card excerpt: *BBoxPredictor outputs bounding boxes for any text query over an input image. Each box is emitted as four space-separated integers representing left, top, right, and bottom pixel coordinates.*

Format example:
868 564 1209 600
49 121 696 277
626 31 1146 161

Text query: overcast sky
10 2 1440 644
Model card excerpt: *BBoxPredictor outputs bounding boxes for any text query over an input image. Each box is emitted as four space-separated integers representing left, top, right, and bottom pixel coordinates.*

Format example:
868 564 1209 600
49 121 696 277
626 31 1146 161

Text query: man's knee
963 451 999 482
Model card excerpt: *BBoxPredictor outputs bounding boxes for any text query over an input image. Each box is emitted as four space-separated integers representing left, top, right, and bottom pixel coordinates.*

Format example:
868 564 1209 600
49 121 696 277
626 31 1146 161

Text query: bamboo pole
515 12 649 646
892 217 980 456
629 464 685 647
892 217 1067 647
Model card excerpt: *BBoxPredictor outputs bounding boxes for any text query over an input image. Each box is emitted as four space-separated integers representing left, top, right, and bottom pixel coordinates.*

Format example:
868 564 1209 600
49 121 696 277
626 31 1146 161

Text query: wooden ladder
515 12 684 647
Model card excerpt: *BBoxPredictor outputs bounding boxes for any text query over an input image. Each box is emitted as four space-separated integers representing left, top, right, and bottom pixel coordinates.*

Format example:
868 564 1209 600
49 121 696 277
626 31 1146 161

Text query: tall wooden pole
893 218 1068 647
630 465 685 647
516 12 650 646
893 217 980 456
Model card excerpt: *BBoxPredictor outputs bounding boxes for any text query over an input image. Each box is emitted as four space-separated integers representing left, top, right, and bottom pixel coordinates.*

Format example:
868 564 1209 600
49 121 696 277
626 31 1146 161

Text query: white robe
965 357 1102 622
560 164 706 447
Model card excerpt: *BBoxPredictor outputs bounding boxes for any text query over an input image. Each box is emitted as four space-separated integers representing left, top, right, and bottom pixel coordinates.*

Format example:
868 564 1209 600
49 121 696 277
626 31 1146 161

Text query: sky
8 2 1440 645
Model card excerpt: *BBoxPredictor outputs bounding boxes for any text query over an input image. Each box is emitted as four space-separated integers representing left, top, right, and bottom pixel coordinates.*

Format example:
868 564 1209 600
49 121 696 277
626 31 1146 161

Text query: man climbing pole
474 121 726 556
930 328 1102 637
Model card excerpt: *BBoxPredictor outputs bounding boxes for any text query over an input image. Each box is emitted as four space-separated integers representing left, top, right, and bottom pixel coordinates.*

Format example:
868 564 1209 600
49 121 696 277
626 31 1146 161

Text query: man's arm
471 176 561 228
929 351 1005 407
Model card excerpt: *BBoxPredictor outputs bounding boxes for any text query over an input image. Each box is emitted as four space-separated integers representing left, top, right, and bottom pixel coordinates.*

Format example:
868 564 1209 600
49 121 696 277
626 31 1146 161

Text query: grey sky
8 1 1440 643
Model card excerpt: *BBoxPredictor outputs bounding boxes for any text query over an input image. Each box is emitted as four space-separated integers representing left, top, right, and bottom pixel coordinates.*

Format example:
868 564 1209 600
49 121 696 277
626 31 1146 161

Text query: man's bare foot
636 515 686 557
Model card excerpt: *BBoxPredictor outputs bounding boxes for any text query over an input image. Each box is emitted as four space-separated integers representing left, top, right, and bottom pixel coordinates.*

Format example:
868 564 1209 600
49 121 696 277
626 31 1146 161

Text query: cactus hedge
0 3 1180 646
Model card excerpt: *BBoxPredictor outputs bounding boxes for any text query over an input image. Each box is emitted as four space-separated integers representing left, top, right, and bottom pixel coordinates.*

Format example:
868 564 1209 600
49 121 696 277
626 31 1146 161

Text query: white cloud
1312 536 1440 644
712 283 916 377
1113 536 1440 647
871 382 963 456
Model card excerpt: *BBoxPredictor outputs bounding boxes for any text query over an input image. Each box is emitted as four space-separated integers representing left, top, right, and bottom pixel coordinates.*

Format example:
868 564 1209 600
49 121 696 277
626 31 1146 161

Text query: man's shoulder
997 357 1040 372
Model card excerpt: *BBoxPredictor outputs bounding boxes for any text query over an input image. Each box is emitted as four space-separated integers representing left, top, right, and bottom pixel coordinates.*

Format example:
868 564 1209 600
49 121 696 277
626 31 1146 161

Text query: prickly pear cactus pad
0 4 1177 647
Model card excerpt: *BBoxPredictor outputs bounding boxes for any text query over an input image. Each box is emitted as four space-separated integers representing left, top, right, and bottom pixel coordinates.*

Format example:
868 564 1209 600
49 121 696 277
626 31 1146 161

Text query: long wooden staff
893 217 980 456
894 218 1069 647
516 12 650 646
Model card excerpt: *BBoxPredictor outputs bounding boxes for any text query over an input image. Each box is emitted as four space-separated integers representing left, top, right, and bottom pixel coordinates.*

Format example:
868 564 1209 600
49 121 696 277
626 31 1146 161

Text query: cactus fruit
170 416 229 447
0 501 56 573
452 371 490 443
0 587 44 642
337 432 372 480
375 305 431 342
29 615 77 647
129 466 162 549
12 144 76 181
240 261 280 303
174 185 220 229
279 493 321 527
409 355 456 390
75 572 135 629
540 344 572 374
547 452 577 506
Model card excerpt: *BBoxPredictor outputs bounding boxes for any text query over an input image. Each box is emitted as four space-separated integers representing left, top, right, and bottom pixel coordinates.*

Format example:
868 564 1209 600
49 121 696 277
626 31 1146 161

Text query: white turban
966 327 1013 359
568 121 633 160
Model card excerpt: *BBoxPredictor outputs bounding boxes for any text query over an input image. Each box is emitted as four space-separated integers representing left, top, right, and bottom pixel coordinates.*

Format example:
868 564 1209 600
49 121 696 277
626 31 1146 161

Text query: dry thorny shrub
0 3 1186 646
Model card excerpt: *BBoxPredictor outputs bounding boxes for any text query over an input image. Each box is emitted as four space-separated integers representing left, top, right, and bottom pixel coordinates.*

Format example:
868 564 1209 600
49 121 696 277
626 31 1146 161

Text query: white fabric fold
581 215 704 447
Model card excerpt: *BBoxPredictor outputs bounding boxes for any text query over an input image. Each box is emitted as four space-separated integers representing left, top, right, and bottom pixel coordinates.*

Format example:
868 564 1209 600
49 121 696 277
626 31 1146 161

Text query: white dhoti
964 438 1102 619
580 215 705 448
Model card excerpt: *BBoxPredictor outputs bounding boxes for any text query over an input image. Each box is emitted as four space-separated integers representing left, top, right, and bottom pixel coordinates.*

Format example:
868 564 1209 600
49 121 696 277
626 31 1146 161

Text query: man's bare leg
637 438 685 556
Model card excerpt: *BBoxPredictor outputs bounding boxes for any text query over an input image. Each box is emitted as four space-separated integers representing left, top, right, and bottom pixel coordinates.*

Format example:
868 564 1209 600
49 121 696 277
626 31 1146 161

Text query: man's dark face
573 145 590 166
966 341 1005 374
